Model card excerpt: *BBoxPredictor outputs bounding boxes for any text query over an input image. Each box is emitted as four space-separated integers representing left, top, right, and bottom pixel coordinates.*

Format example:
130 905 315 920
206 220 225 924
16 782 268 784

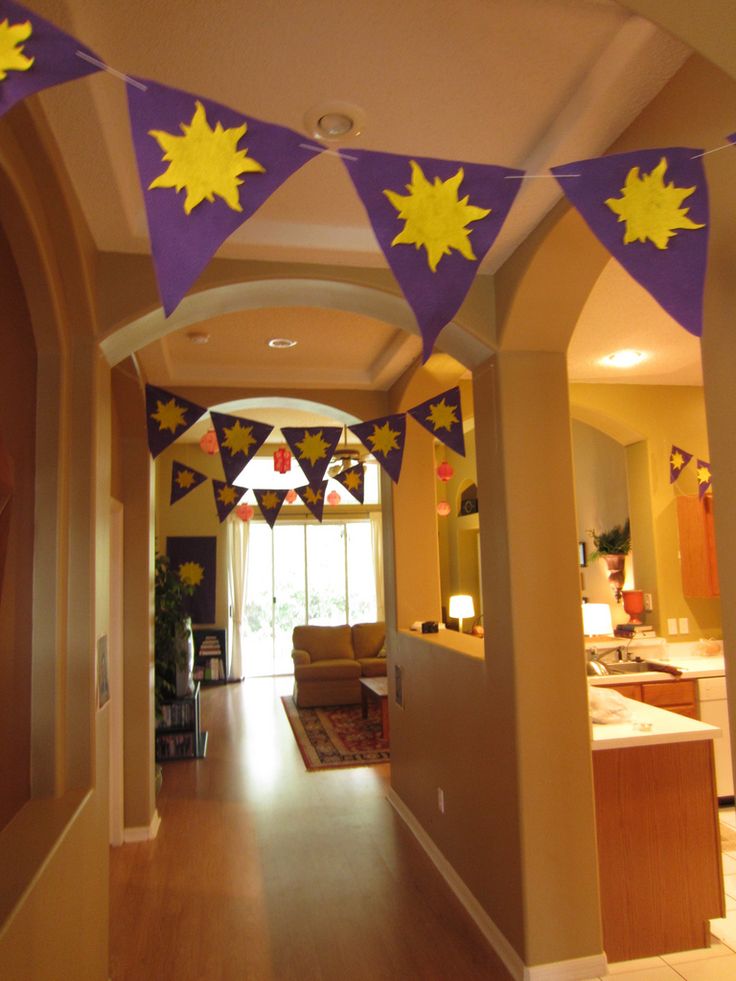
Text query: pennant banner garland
552 148 709 337
669 444 693 484
280 426 343 487
333 464 365 505
697 459 713 499
408 386 465 456
145 384 206 458
212 478 242 523
349 414 407 484
210 410 273 485
295 481 328 523
341 149 524 360
127 77 324 316
170 460 208 504
0 0 102 118
254 487 287 528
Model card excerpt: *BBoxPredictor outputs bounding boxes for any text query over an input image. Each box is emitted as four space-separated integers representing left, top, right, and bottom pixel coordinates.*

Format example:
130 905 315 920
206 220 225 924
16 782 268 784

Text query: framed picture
97 635 110 709
578 541 587 567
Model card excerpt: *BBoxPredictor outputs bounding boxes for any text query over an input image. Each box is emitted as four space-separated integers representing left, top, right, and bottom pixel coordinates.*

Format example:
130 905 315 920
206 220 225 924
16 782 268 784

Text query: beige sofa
291 622 386 707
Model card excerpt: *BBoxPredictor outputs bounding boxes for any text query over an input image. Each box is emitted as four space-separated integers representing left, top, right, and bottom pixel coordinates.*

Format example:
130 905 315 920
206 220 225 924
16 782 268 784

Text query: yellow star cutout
696 465 711 486
151 398 188 434
296 431 330 466
178 561 204 587
260 490 281 511
0 19 34 80
368 422 401 456
218 485 239 506
304 486 323 505
605 157 705 250
176 468 196 489
343 470 362 491
426 398 459 432
148 100 265 215
384 160 491 272
221 421 256 457
670 451 685 473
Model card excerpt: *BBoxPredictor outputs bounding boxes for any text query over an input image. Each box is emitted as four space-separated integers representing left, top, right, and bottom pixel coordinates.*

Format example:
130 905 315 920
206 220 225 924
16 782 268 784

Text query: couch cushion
294 658 362 681
292 624 354 661
351 621 385 659
357 657 387 678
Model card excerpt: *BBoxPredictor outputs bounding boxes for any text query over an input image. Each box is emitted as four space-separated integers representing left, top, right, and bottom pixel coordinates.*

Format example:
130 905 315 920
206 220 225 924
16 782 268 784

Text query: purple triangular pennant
669 445 693 484
145 384 206 458
340 148 523 359
210 410 273 485
127 78 324 315
254 488 287 528
408 386 465 457
295 481 327 522
0 0 102 118
212 478 243 522
552 148 709 337
170 460 208 504
281 426 342 486
349 414 406 484
333 464 365 504
696 459 713 499
727 133 736 146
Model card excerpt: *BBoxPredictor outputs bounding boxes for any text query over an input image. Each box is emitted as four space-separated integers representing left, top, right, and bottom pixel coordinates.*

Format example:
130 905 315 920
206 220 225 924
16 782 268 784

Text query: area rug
281 696 390 771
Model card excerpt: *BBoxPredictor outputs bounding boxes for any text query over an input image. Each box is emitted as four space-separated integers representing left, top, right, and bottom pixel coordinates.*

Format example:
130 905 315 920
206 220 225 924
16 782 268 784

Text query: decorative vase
602 554 626 601
175 617 195 697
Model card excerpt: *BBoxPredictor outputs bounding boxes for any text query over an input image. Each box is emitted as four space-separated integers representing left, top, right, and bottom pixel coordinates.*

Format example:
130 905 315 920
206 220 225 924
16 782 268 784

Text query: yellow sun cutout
260 490 281 511
221 421 256 457
670 450 685 473
175 468 196 489
696 464 712 486
343 470 362 491
383 160 491 272
304 486 323 505
0 19 34 81
217 485 239 506
368 422 401 456
426 398 459 432
148 100 265 215
605 157 705 250
296 431 330 466
151 398 188 433
178 561 204 587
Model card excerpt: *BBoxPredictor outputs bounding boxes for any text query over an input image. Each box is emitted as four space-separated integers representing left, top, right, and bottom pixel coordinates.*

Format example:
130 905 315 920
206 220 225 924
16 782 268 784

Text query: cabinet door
677 495 719 597
607 683 643 701
642 679 696 717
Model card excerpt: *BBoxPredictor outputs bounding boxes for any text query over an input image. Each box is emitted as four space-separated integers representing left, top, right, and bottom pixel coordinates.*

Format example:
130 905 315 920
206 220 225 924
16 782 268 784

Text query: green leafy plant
154 553 194 716
588 519 631 560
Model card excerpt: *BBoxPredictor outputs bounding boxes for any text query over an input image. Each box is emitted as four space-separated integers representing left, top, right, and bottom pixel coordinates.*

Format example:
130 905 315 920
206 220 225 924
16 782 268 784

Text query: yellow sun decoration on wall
218 486 238 506
343 470 361 491
260 491 280 510
383 160 491 272
304 486 323 505
605 157 705 250
0 19 34 80
296 431 330 466
426 398 458 432
148 100 265 215
696 464 711 486
670 450 685 473
151 398 187 433
368 422 400 456
178 561 204 587
176 469 196 489
221 421 256 457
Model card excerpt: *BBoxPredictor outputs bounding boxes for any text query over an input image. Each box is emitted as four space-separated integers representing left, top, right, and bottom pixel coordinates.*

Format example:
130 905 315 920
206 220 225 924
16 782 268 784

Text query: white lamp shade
449 594 475 621
582 602 613 636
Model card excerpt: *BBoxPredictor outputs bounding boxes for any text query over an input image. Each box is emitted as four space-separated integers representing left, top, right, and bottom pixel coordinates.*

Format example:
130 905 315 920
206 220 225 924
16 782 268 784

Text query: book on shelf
614 623 656 638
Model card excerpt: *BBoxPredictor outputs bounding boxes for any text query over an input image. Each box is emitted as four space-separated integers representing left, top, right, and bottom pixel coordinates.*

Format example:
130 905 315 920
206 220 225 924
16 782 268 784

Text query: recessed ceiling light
268 337 298 349
304 101 365 142
601 349 647 368
186 330 210 344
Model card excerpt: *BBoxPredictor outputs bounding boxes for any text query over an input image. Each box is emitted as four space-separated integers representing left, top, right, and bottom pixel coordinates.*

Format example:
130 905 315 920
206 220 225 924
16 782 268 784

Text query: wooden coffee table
360 677 389 740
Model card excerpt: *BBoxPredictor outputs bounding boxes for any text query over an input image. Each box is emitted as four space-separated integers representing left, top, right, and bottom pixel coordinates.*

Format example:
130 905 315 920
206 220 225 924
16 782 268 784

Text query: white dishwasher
697 676 734 800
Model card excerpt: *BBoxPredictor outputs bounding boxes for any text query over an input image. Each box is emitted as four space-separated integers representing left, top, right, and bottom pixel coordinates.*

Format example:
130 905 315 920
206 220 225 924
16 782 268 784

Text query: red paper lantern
327 490 341 506
436 460 454 482
273 446 292 473
199 429 219 455
285 489 298 504
436 500 451 517
235 504 254 522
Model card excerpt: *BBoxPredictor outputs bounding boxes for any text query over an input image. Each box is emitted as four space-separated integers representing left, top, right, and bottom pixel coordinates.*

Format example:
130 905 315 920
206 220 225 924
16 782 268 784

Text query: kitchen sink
606 660 659 674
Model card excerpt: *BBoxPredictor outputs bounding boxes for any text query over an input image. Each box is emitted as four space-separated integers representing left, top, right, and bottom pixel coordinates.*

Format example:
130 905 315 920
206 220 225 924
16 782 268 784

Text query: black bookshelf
192 628 227 685
155 682 207 761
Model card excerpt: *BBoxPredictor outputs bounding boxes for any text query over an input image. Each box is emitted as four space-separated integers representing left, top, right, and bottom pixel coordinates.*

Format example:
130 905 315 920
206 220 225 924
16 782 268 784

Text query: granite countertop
590 697 720 751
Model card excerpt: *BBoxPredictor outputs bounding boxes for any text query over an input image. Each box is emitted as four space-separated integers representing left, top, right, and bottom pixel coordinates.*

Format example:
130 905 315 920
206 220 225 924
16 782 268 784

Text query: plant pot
602 554 626 601
175 617 195 697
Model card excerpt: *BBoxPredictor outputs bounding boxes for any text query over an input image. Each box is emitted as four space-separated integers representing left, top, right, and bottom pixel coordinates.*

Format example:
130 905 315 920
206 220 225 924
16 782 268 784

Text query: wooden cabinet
604 678 697 717
677 494 719 597
156 682 207 761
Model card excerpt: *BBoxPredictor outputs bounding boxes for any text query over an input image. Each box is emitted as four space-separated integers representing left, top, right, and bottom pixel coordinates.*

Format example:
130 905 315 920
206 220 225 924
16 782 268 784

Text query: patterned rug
281 696 390 771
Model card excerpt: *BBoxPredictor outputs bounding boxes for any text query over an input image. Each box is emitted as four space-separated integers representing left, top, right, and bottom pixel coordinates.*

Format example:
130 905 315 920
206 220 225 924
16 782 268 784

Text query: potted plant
154 552 195 718
588 520 630 600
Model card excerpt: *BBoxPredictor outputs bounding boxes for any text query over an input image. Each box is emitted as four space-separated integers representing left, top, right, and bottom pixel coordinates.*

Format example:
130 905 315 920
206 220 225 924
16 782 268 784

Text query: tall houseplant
154 553 195 717
588 520 630 600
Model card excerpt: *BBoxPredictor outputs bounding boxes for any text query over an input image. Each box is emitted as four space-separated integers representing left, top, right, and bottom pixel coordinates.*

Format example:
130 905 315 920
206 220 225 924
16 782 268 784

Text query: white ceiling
31 0 700 390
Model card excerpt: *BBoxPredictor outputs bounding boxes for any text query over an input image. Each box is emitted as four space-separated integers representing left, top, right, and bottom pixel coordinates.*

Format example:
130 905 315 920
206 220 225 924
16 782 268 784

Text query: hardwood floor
110 678 512 980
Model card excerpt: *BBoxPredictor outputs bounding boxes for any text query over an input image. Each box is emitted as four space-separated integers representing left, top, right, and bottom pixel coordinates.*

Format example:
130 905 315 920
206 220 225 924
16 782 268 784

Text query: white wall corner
122 808 161 843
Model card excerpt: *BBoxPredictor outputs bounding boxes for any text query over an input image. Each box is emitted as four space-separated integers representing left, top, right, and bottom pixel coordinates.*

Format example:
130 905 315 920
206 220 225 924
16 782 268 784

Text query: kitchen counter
590 696 720 750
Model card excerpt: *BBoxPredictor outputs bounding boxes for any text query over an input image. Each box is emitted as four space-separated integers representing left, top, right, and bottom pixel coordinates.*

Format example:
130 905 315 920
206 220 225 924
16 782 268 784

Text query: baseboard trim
123 809 161 843
386 790 607 981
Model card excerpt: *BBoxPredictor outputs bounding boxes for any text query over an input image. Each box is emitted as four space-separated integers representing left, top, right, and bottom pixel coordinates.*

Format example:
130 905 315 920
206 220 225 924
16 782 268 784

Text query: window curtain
370 512 385 622
226 518 249 680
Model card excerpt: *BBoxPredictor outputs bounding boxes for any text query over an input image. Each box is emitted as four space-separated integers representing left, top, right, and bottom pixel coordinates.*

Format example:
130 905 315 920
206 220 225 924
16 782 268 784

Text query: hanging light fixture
285 489 298 504
327 489 341 506
235 504 254 522
437 500 451 517
273 446 292 473
436 459 454 482
199 429 218 455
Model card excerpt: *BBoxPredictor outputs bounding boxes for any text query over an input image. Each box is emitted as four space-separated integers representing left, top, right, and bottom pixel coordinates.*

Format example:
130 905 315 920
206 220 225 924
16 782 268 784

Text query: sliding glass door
243 520 377 677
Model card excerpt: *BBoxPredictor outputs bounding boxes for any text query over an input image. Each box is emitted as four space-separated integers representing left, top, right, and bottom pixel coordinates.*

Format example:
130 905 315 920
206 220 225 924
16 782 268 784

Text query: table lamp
582 602 613 637
449 594 475 633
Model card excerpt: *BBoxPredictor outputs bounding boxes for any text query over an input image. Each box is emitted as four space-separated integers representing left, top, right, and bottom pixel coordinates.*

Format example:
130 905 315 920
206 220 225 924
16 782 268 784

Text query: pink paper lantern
273 446 292 473
199 429 219 455
235 504 254 522
436 500 451 517
285 489 297 504
436 460 454 482
327 490 341 506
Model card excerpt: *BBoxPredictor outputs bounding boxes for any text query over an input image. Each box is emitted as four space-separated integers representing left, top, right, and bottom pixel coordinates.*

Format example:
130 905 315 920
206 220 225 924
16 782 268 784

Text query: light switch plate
678 617 689 634
644 593 653 611
667 618 679 635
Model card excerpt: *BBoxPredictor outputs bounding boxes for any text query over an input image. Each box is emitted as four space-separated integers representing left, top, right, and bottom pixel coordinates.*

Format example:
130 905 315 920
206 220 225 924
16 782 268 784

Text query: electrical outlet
667 618 679 636
644 593 653 612
678 617 689 634
437 788 445 814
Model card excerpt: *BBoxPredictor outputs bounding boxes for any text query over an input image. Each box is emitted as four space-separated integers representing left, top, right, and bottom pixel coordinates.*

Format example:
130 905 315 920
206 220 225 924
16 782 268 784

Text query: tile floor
589 806 736 979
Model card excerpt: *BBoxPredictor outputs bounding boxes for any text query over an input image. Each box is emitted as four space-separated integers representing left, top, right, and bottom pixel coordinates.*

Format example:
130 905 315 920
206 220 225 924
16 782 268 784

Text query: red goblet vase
622 589 644 624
